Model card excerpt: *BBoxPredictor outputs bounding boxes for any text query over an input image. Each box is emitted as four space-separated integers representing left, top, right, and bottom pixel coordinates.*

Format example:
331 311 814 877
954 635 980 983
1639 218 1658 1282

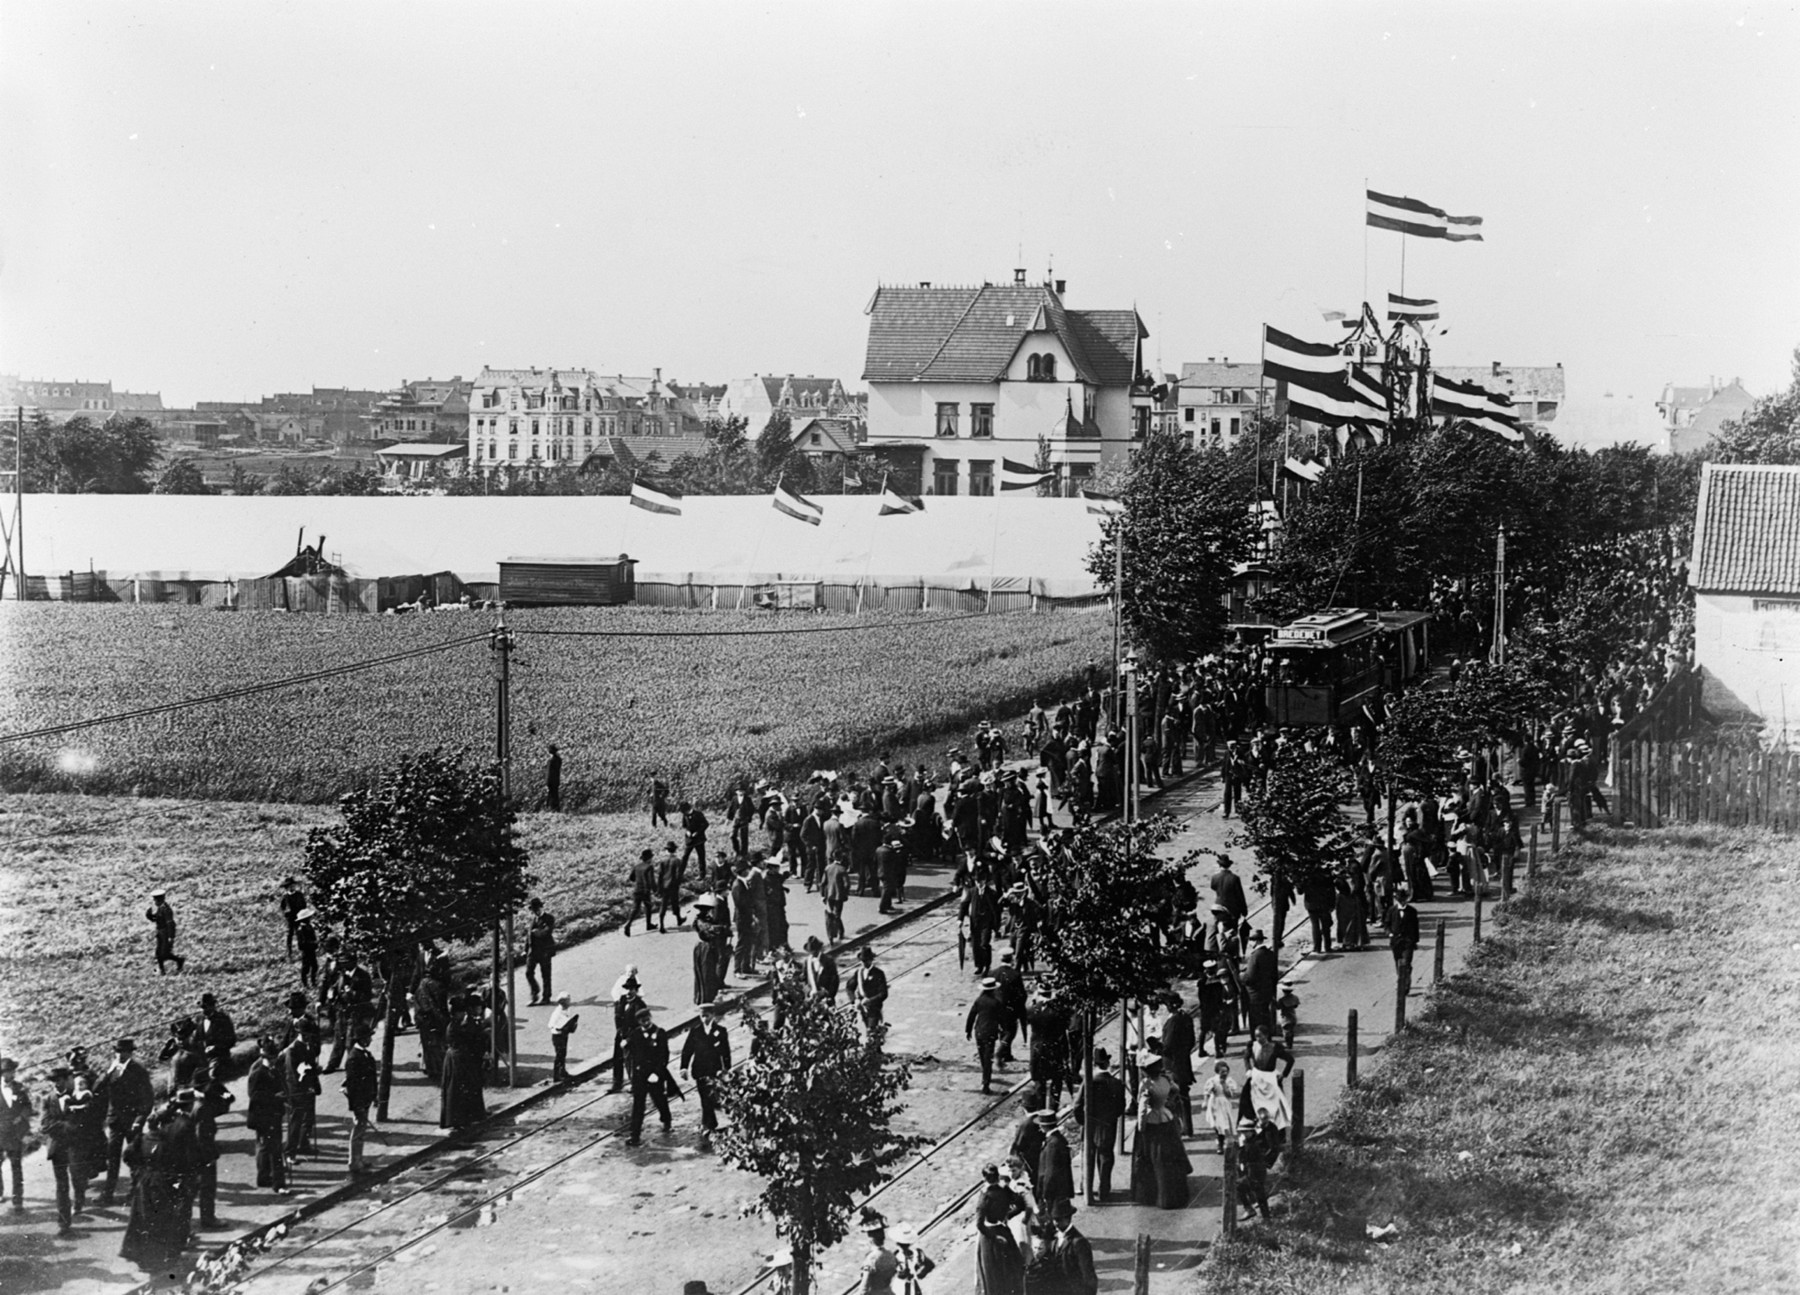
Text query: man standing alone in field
651 773 672 827
147 889 184 975
279 877 307 960
681 801 709 876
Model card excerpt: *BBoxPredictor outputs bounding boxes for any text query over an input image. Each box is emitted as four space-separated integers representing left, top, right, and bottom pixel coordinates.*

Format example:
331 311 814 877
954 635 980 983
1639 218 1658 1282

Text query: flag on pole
1283 371 1363 426
629 477 683 516
1281 457 1325 484
878 484 924 515
999 458 1054 492
1262 325 1345 384
1386 292 1440 322
1366 189 1485 241
1080 487 1125 517
1432 376 1524 443
772 481 824 525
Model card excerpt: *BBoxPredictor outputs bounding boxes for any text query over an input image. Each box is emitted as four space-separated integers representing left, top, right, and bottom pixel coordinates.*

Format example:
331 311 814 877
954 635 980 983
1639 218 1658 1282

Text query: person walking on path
1209 856 1249 930
544 743 562 812
1390 886 1421 992
244 1037 289 1195
1242 929 1278 1037
679 1002 731 1152
118 1093 200 1273
1074 1047 1125 1201
1234 1116 1274 1222
0 1057 28 1214
343 1028 378 1176
609 968 643 1094
822 850 851 938
650 773 672 827
659 842 686 929
625 1006 680 1147
972 1164 1027 1295
1302 872 1337 955
1159 992 1197 1136
1036 1113 1075 1222
693 900 728 1006
98 1037 154 1207
146 888 184 975
625 850 660 938
438 994 489 1131
850 945 889 1037
680 800 710 876
546 993 579 1084
1130 1050 1191 1210
191 1064 230 1228
966 977 1012 1095
525 897 557 1003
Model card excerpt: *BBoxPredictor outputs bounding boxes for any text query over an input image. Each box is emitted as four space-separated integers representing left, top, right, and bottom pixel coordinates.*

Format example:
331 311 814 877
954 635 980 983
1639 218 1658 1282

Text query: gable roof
1689 462 1800 595
863 283 1143 386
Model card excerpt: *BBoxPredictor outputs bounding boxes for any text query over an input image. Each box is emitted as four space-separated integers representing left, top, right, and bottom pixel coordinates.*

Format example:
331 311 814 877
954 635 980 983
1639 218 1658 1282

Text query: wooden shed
498 555 637 606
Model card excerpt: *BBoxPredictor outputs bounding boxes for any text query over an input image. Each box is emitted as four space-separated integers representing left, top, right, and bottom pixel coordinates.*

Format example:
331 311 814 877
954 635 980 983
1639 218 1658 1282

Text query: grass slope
1200 825 1800 1295
0 604 1107 808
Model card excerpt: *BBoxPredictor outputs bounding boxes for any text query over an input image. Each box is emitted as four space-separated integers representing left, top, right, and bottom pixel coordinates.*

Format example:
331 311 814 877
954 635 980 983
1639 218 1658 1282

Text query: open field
1197 824 1800 1295
0 603 1107 807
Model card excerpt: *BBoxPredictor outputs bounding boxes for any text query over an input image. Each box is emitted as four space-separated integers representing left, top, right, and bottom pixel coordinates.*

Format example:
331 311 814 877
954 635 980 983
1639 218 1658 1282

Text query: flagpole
1362 176 1370 308
622 470 637 569
985 479 1003 613
856 471 887 616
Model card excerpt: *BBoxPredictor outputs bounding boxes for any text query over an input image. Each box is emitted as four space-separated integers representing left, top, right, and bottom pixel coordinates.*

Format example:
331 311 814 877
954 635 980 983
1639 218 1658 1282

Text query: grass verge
1197 824 1800 1295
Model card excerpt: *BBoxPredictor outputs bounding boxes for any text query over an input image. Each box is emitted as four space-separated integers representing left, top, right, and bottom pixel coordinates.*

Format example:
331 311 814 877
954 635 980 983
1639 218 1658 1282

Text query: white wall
1695 591 1800 742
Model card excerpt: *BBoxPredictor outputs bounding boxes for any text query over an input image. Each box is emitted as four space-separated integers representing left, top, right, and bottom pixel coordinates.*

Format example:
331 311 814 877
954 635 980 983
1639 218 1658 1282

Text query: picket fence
1614 740 1800 832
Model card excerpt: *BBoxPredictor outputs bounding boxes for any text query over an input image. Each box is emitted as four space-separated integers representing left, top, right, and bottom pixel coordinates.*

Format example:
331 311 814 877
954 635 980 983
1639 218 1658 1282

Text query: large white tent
17 494 1110 596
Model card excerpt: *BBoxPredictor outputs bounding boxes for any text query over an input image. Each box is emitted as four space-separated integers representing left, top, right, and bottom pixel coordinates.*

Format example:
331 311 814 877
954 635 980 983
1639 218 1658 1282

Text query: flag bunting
772 481 824 525
1282 457 1325 485
1262 324 1345 385
1386 292 1440 321
629 478 683 516
878 485 924 515
999 458 1054 491
1366 189 1485 241
1080 488 1125 517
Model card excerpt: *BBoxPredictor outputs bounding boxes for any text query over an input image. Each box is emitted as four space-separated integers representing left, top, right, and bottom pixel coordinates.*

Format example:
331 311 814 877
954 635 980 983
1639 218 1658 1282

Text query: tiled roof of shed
1689 462 1800 595
863 284 1143 386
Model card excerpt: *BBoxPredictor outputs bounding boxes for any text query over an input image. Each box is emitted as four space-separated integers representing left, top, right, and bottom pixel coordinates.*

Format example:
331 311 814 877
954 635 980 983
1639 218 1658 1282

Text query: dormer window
1026 353 1058 381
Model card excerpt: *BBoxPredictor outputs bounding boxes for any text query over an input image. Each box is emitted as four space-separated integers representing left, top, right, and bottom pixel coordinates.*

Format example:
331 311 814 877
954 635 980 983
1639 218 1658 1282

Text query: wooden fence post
1433 919 1447 983
1612 743 1627 827
1472 882 1483 943
1134 1234 1151 1294
1395 977 1408 1033
1290 1071 1305 1161
1528 824 1539 881
1500 850 1515 907
1221 1141 1239 1239
1551 798 1561 854
1346 1009 1359 1089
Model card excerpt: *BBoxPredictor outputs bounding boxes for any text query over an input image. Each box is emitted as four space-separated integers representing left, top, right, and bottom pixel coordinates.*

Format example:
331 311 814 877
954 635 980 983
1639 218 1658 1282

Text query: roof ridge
914 288 988 378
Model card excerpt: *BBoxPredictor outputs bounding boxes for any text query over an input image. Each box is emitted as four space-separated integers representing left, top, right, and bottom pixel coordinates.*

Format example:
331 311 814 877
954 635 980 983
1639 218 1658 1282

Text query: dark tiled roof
1689 463 1800 595
1436 365 1566 399
1180 361 1265 386
862 284 1143 386
590 434 715 467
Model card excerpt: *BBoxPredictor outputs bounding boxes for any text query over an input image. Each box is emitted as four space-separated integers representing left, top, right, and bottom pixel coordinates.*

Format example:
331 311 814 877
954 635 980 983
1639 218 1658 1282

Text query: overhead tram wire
508 611 991 638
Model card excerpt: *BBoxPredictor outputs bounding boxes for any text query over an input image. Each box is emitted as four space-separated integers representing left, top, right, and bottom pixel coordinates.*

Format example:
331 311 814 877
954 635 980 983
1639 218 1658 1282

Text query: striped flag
1262 324 1345 385
1386 292 1440 322
772 481 824 525
999 458 1053 492
1081 487 1125 517
1281 369 1361 426
1281 457 1324 485
629 478 683 516
1366 189 1484 241
878 484 924 515
1432 376 1524 443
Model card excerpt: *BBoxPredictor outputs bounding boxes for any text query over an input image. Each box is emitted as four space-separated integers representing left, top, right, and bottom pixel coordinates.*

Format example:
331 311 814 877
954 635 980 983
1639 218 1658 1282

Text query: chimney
919 281 931 289
1013 268 1026 285
653 366 661 384
1054 279 1066 294
1492 361 1502 376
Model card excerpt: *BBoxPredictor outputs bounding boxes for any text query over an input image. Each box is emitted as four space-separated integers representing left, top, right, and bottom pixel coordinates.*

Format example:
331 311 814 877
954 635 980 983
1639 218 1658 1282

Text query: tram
1263 607 1431 727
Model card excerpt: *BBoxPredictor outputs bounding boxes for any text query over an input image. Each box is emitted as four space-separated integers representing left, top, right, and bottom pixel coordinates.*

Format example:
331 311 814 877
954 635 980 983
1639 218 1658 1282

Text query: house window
1068 463 1093 487
810 432 822 445
531 419 540 436
933 461 960 495
1134 408 1149 440
1211 419 1222 438
510 419 520 435
1229 417 1241 437
1184 407 1196 424
971 403 994 438
936 402 960 437
968 460 994 496
508 443 518 460
584 418 592 435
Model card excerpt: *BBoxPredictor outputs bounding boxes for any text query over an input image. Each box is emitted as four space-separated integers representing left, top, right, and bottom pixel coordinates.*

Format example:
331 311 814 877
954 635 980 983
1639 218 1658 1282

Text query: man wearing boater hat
965 976 1012 1095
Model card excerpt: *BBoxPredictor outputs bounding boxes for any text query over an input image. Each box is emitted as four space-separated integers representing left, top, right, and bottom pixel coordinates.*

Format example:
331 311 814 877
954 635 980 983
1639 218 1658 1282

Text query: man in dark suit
1074 1046 1127 1197
965 978 1012 1094
524 898 556 1003
1209 856 1249 928
625 1007 677 1147
1159 993 1197 1136
730 864 756 974
98 1038 154 1206
680 801 709 876
625 850 659 938
1047 1198 1098 1294
992 951 1028 1065
1390 886 1421 990
1242 929 1278 1037
679 1003 731 1152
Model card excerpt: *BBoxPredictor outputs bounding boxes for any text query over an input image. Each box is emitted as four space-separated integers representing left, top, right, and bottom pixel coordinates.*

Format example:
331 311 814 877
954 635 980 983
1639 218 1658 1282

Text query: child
1235 1116 1273 1222
1034 774 1054 834
1199 1060 1239 1154
1275 983 1301 1048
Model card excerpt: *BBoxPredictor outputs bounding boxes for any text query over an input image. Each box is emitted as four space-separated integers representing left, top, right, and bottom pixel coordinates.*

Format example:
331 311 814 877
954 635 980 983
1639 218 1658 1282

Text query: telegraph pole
492 611 518 1087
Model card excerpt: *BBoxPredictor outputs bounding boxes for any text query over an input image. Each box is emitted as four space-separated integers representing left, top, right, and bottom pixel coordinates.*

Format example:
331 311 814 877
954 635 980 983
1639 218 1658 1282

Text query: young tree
1086 431 1254 663
21 413 162 493
1232 750 1359 943
303 749 533 1117
1371 688 1469 849
714 959 918 1295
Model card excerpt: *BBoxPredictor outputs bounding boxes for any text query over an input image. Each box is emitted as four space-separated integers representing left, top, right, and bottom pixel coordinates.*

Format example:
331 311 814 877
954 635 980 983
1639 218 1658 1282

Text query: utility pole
1 407 23 600
492 611 518 1087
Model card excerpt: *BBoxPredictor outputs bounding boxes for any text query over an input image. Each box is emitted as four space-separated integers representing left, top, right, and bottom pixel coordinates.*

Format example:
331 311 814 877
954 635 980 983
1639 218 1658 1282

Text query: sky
2 1 1797 411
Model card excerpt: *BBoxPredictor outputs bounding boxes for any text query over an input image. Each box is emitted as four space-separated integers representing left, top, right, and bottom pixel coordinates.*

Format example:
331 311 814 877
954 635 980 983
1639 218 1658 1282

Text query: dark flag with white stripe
1366 189 1484 242
1386 292 1440 322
